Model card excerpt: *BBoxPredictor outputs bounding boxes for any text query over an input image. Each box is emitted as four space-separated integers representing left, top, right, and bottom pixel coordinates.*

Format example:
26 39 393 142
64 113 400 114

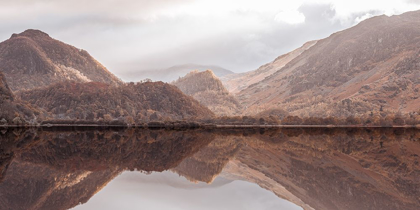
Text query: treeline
21 119 202 129
202 112 420 126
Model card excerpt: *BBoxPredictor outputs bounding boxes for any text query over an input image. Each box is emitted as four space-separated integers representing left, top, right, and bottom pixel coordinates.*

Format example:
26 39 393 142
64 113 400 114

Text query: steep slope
124 64 234 82
0 71 38 123
238 11 420 117
18 81 214 121
172 70 241 116
222 41 317 94
0 29 122 91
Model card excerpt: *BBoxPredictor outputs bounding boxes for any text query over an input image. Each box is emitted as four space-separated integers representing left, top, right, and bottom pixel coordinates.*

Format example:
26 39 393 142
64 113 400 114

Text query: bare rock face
0 29 122 91
233 11 420 117
172 70 242 116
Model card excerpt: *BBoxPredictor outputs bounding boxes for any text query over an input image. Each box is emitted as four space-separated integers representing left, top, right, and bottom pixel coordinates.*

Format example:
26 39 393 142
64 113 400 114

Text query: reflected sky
1 128 419 210
72 171 302 210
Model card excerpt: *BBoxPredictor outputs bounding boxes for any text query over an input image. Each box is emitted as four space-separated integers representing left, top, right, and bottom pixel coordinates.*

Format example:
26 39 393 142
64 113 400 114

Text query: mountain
172 70 241 116
18 81 214 122
235 11 420 117
122 64 234 82
221 41 317 94
0 29 122 91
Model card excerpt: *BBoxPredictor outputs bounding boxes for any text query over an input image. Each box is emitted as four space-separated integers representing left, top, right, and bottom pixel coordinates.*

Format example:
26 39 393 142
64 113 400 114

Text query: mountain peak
1 29 122 91
172 70 242 116
11 29 50 39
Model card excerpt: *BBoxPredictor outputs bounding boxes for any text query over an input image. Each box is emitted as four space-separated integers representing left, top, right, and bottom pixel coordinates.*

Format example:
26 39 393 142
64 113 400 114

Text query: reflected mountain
0 128 419 210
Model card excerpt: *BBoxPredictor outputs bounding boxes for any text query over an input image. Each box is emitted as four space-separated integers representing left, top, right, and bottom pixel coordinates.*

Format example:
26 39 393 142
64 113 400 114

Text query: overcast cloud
1 0 420 79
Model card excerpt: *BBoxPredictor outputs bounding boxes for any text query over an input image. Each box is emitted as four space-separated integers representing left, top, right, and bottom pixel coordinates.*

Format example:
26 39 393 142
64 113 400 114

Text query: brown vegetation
18 81 214 123
0 72 40 124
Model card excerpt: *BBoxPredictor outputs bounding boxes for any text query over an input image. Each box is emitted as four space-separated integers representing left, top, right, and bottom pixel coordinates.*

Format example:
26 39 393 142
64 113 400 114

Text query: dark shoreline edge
1 124 419 129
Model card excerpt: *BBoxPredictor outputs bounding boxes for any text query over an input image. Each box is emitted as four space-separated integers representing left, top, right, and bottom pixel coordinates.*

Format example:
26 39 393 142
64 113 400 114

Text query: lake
0 127 419 210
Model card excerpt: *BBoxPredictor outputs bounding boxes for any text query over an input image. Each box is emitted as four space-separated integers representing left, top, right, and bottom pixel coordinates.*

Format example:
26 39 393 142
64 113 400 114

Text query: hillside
0 71 38 123
172 70 241 116
236 11 420 117
0 29 122 91
222 41 317 94
18 81 214 122
123 64 234 82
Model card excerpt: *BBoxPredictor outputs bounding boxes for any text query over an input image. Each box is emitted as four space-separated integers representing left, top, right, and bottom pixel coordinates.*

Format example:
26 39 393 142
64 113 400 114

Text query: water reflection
0 128 419 210
73 171 301 210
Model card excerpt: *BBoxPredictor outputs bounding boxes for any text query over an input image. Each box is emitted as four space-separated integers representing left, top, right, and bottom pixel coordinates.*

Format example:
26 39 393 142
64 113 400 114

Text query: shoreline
0 124 419 129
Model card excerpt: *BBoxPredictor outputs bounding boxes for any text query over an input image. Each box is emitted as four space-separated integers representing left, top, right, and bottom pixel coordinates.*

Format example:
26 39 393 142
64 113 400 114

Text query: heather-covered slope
19 81 214 122
237 11 420 117
0 29 122 91
172 70 241 116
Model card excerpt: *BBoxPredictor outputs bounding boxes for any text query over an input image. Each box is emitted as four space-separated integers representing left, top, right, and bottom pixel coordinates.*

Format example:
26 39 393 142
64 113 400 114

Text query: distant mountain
235 11 420 117
0 29 122 91
19 81 214 122
123 64 234 82
172 70 241 116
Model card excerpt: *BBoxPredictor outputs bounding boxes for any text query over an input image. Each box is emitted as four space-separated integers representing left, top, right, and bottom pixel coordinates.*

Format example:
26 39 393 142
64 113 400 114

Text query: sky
1 0 420 77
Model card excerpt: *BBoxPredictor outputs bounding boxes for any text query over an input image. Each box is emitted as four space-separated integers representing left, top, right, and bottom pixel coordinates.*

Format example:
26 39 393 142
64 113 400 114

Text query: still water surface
0 128 419 210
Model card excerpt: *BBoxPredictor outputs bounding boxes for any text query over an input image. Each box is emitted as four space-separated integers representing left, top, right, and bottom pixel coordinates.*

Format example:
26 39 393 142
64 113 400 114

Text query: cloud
406 0 420 4
0 0 420 79
274 10 306 24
